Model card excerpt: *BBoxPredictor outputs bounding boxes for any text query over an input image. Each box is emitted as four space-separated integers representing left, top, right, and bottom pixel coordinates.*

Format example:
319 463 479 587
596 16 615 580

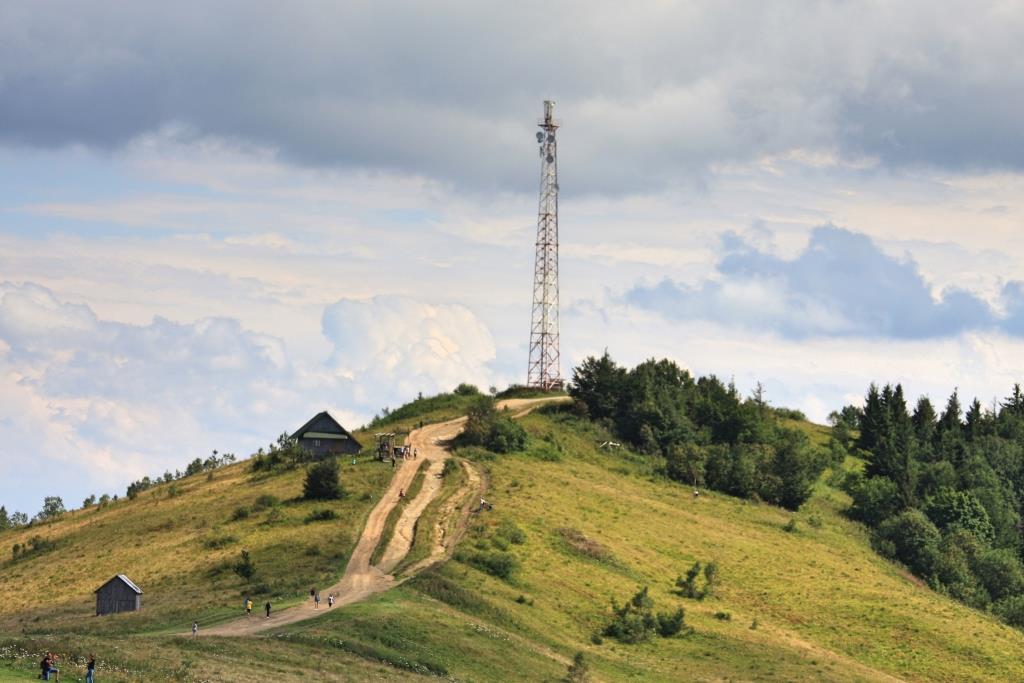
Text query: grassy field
2 399 1023 681
281 406 1024 682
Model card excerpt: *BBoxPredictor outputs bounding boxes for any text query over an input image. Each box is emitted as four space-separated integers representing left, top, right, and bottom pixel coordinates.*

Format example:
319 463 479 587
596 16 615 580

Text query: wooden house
95 574 142 616
291 411 362 458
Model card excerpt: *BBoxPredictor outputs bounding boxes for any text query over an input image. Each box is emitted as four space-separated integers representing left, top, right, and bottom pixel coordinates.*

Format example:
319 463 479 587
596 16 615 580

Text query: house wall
96 580 141 615
299 436 361 458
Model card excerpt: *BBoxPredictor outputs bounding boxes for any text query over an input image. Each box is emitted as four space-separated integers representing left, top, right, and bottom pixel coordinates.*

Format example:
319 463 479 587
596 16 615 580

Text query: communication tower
527 100 563 390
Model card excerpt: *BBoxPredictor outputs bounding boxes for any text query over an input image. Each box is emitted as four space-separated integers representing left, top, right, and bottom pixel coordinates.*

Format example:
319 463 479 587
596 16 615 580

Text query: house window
314 439 320 447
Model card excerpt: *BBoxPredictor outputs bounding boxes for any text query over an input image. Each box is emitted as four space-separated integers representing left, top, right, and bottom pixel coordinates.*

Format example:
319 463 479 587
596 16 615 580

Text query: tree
36 496 65 522
303 458 343 500
924 488 994 543
874 509 940 579
0 506 8 529
82 495 96 508
911 396 938 455
10 511 27 526
569 352 626 422
973 548 1024 602
846 475 901 527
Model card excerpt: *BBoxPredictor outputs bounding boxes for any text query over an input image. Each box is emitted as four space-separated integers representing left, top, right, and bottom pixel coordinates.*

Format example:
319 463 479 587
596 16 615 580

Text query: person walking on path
245 597 253 617
265 600 272 619
192 621 198 637
85 654 96 683
310 587 315 602
328 593 335 608
314 591 321 609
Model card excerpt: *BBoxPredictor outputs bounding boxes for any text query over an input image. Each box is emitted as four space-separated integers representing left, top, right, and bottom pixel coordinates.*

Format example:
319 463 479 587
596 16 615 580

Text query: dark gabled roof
95 574 142 594
291 411 362 447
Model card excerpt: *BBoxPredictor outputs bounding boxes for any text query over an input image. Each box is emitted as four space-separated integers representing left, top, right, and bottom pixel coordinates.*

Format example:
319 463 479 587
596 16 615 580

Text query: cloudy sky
2 0 1023 515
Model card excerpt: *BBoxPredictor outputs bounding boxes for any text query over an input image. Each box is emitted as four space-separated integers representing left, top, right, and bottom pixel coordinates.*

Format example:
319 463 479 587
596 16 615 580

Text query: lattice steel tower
527 100 563 390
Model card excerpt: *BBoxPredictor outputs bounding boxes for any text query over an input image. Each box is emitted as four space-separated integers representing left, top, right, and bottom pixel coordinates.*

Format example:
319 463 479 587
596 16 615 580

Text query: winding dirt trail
201 396 565 636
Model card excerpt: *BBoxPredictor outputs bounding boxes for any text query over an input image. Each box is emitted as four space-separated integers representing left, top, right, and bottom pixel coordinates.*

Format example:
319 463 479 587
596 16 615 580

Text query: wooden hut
95 574 142 616
291 411 362 458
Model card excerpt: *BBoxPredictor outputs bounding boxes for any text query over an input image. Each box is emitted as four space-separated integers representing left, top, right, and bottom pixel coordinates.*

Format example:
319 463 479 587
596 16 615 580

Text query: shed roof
95 574 143 594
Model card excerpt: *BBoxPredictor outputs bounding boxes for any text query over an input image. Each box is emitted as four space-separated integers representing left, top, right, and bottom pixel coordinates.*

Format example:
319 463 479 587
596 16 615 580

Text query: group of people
40 652 95 682
390 445 417 468
243 596 273 618
309 587 336 609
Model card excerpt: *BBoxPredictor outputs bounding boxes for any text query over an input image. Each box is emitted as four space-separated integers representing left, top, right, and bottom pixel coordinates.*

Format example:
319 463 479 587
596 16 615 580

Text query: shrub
973 548 1024 602
454 383 481 396
304 508 339 524
441 459 459 478
231 506 251 521
602 586 686 644
233 550 256 579
252 494 279 510
713 611 731 621
203 534 238 549
458 550 518 580
703 561 719 597
676 562 703 599
873 509 941 578
496 519 527 545
657 608 686 636
566 652 591 683
924 488 995 544
261 508 286 526
993 595 1024 628
303 458 343 500
782 518 798 533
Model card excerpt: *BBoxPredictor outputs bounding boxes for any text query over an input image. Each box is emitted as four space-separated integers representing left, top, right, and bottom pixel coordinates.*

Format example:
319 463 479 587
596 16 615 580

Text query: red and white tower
527 100 563 390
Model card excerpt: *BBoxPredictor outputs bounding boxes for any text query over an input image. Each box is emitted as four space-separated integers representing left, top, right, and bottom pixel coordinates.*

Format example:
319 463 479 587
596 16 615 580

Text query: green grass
3 395 1024 681
291 409 1024 682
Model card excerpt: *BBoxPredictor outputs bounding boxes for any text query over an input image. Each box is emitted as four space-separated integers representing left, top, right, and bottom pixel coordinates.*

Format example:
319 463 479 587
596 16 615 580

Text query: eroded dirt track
201 397 564 636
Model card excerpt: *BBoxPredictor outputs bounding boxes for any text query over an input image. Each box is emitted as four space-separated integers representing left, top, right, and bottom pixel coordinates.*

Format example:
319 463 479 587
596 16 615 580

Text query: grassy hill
1 398 1023 681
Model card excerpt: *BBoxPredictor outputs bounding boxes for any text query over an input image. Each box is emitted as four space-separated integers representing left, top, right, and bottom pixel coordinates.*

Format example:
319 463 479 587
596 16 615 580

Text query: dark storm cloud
625 227 1021 340
3 1 1024 192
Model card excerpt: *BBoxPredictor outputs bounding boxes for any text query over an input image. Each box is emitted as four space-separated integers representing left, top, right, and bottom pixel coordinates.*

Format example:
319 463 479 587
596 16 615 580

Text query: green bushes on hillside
601 586 686 643
303 459 343 500
458 397 527 454
569 352 824 510
843 381 1024 629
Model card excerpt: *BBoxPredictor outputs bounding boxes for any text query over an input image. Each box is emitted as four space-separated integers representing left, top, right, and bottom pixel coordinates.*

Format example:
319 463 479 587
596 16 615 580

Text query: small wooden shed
95 574 142 616
291 411 363 458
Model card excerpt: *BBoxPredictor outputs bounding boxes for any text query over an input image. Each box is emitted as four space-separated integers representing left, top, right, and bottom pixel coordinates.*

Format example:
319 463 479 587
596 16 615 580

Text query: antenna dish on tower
536 131 544 142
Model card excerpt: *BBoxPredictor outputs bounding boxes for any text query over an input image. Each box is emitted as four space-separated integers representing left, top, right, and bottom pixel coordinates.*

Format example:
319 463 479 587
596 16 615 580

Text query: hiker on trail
328 593 335 608
314 592 321 609
480 497 492 511
85 654 95 683
399 488 405 500
310 587 316 601
265 601 272 619
391 454 396 468
192 621 199 636
245 597 253 616
414 449 418 460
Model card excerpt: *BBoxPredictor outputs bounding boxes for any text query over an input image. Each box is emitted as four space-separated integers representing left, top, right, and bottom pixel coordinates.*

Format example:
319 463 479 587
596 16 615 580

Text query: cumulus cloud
625 226 1022 339
0 283 501 513
3 1 1024 193
322 296 497 407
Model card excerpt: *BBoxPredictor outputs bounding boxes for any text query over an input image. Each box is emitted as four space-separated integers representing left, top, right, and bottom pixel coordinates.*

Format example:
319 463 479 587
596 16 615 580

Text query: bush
460 397 527 453
304 508 339 524
993 595 1024 627
441 459 459 478
565 652 591 683
252 494 279 510
973 548 1024 602
203 534 238 549
496 519 527 545
233 550 256 579
873 509 941 578
713 611 731 621
782 518 798 533
845 474 902 527
656 608 686 636
454 383 481 396
304 458 343 500
230 506 251 521
458 550 518 580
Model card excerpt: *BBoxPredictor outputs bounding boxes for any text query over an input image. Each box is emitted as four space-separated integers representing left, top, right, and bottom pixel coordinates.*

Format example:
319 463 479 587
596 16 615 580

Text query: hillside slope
2 398 1023 681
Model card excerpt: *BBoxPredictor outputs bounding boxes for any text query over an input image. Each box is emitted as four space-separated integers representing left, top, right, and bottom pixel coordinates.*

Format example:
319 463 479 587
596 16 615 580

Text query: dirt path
201 396 565 636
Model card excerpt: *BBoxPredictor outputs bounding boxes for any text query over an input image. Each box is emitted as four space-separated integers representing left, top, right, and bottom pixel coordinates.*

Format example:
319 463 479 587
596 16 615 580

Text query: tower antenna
527 100 563 390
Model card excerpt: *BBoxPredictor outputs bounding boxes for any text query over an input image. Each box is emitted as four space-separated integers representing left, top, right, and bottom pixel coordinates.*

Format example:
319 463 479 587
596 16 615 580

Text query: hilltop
1 388 1023 681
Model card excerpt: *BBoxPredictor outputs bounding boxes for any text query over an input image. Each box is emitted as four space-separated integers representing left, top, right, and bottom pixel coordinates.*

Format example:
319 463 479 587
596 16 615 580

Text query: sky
1 0 1023 515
